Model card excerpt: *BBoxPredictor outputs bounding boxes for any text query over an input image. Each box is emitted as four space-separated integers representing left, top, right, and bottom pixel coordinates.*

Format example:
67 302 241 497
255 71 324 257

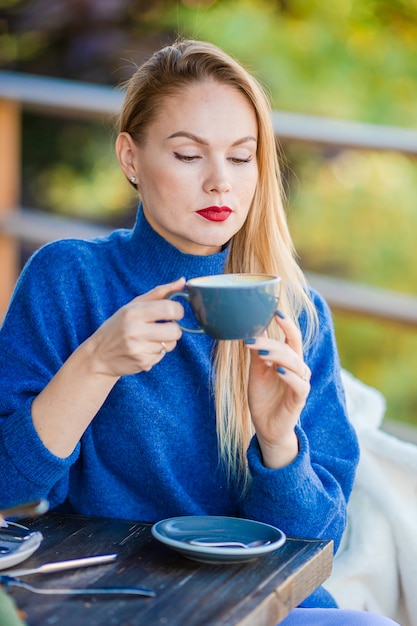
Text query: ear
115 132 138 183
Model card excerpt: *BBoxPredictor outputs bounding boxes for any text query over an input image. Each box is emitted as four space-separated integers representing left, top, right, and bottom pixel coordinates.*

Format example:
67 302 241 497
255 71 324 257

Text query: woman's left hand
245 311 311 469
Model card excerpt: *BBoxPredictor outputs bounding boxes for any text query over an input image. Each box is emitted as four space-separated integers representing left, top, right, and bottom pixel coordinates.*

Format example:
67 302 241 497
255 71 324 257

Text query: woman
0 40 398 624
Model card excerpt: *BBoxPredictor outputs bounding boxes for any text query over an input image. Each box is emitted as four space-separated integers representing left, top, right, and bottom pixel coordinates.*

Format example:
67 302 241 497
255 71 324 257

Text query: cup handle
166 291 205 334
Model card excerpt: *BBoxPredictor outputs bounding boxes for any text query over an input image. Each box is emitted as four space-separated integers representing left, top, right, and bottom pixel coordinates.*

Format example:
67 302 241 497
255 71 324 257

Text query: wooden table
4 513 333 626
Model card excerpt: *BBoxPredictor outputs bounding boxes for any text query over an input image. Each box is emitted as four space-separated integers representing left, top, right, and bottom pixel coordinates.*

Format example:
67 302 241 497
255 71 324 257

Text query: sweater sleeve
240 289 359 553
0 243 84 509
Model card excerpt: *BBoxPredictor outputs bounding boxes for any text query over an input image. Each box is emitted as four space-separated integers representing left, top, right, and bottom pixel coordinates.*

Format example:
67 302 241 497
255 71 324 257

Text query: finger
157 340 168 358
138 277 186 302
245 336 310 382
154 333 184 364
274 310 303 356
299 363 311 383
276 364 311 392
131 278 186 325
153 334 181 355
125 297 185 326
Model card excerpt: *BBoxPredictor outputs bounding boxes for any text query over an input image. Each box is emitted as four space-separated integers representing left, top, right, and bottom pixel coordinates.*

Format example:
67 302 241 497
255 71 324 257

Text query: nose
203 160 230 194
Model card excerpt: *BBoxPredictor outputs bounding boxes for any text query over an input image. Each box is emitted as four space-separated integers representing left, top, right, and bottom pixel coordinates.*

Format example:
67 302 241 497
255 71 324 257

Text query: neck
123 205 229 284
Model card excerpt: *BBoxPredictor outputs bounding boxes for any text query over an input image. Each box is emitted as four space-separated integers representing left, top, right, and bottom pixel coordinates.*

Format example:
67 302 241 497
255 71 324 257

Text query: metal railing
1 69 417 327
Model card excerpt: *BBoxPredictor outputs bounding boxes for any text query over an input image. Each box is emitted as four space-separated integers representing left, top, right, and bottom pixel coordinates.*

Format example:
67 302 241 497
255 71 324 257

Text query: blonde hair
118 39 318 485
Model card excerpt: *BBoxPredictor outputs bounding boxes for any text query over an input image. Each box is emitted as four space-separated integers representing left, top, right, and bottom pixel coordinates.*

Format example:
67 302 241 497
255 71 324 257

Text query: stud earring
130 176 137 184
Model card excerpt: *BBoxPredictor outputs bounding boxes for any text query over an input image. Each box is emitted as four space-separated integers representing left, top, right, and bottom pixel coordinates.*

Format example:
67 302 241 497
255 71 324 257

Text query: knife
2 553 118 577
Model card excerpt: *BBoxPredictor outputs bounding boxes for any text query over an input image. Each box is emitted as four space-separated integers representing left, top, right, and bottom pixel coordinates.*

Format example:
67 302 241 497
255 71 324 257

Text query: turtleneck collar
123 205 229 284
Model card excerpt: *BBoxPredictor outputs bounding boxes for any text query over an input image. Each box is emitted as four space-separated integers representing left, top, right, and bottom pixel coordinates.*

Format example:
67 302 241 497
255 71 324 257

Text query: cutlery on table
2 554 118 577
188 539 272 549
0 575 156 597
0 527 33 543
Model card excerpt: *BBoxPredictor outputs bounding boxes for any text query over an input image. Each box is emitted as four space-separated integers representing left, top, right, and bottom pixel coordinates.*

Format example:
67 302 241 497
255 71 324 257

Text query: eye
229 156 252 165
174 152 201 162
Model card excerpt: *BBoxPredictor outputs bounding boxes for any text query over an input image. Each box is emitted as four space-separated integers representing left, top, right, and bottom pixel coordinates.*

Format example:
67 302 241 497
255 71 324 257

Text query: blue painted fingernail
244 338 256 344
275 310 285 319
258 349 270 355
276 366 286 374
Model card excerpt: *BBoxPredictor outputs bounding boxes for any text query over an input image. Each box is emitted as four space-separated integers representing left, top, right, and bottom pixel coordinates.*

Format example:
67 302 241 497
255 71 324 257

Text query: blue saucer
151 515 286 564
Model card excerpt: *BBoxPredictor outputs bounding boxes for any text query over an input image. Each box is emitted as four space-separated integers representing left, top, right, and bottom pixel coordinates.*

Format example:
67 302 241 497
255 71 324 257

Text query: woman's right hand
31 278 186 456
87 277 186 378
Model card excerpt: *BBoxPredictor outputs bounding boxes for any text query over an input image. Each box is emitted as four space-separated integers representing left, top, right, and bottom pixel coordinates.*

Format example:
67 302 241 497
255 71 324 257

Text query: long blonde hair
118 39 318 484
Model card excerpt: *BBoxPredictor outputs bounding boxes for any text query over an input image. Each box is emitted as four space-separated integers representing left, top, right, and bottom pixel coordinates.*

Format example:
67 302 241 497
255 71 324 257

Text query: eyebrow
167 131 257 146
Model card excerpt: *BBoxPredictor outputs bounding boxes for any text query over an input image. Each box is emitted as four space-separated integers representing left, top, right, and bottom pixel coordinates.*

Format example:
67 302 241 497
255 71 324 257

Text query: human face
123 80 258 255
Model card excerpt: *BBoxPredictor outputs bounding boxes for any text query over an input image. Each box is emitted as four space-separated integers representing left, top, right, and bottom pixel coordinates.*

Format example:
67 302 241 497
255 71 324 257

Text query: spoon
188 539 271 549
0 575 156 597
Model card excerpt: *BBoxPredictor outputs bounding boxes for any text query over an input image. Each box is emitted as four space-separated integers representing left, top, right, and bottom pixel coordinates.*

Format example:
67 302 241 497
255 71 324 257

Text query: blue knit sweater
0 206 359 608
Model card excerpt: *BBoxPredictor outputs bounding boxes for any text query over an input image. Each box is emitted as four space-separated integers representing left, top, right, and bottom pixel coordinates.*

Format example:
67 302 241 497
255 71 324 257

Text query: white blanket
323 370 417 626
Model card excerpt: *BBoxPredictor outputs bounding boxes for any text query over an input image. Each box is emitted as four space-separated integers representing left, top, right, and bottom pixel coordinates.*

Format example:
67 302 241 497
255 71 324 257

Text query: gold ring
160 341 167 356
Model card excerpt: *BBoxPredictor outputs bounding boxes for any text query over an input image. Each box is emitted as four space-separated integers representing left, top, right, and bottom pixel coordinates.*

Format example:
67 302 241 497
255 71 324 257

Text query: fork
0 575 156 597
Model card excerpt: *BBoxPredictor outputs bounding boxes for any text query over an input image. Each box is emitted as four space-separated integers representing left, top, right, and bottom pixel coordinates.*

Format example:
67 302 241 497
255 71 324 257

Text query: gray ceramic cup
166 273 281 340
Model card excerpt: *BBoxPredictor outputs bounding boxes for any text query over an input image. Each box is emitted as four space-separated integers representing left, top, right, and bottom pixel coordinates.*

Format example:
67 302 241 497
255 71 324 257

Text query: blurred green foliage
161 0 417 125
2 0 417 425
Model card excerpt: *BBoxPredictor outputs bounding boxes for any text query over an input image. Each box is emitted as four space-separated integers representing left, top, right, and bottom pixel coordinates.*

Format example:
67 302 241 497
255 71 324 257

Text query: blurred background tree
1 0 417 427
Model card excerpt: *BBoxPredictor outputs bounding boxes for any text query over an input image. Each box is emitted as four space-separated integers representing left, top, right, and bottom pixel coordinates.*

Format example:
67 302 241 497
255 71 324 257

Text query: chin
199 237 231 254
199 228 235 248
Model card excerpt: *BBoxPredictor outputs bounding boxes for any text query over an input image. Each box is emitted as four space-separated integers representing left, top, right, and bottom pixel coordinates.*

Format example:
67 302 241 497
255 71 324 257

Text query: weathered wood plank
0 100 20 314
0 207 111 247
0 70 123 120
272 110 417 155
2 70 417 154
307 271 417 327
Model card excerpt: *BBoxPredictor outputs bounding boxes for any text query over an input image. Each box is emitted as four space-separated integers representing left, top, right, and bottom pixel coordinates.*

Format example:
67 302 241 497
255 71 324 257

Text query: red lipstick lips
197 206 232 222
